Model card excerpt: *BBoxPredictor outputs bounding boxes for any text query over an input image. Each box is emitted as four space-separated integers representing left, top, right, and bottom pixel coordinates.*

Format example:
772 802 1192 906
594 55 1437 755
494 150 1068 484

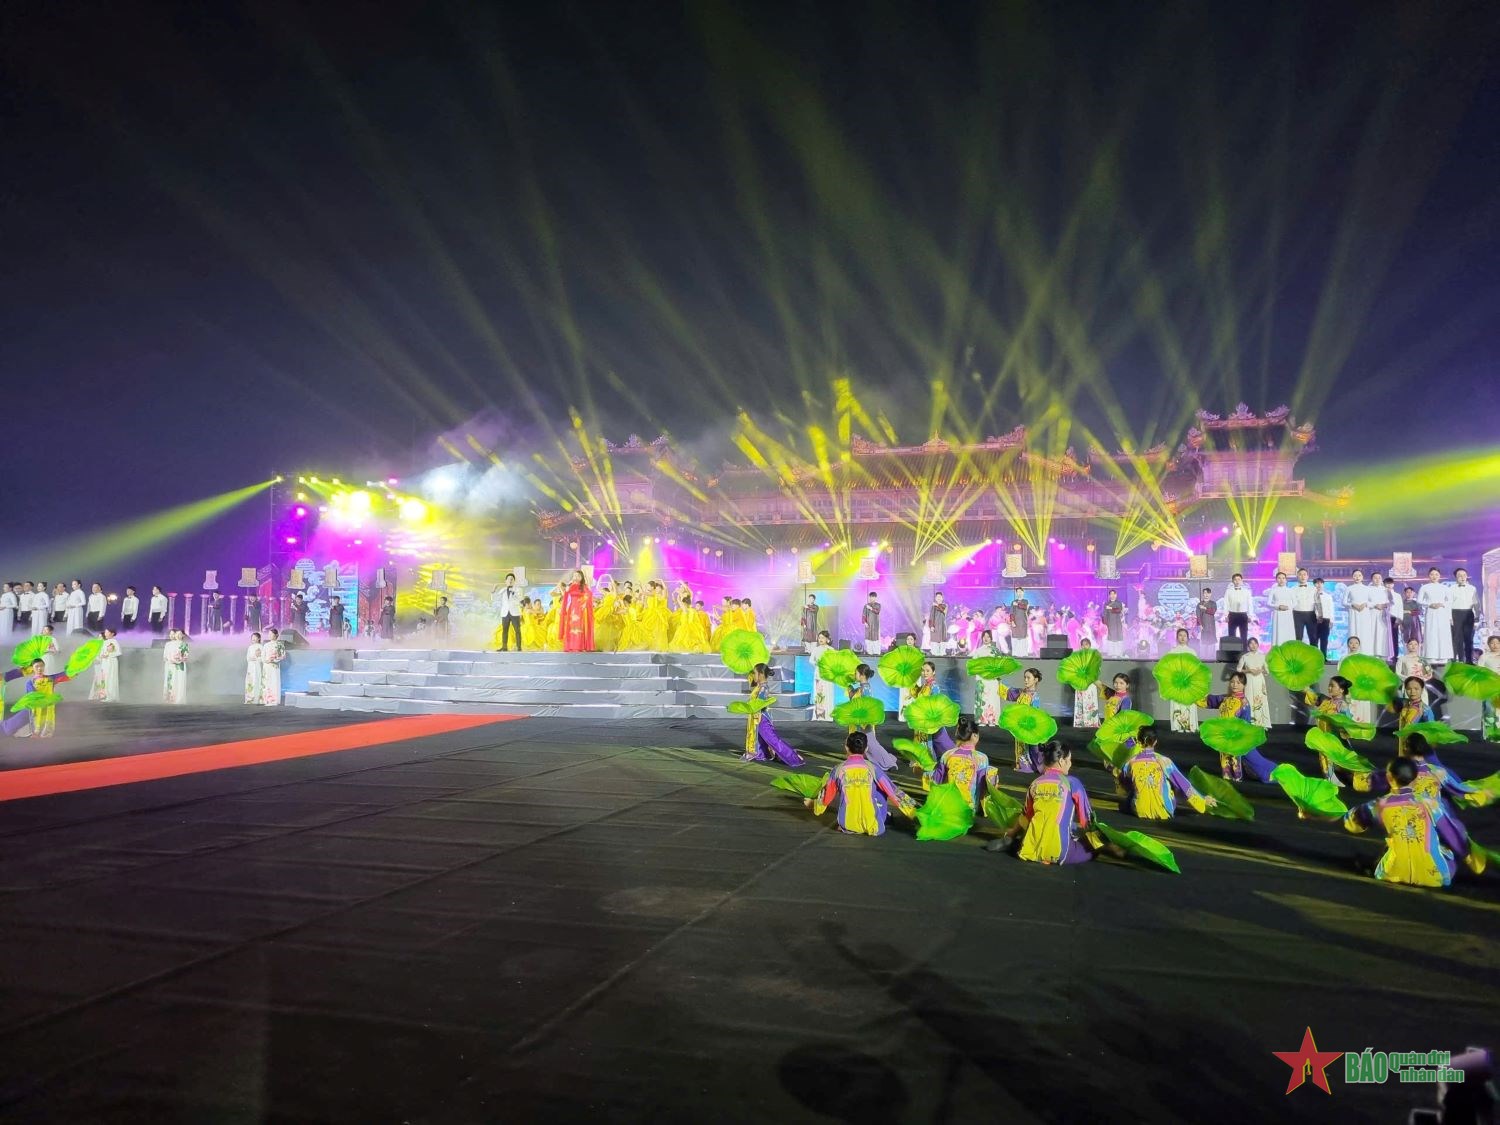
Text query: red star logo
1273 1027 1344 1094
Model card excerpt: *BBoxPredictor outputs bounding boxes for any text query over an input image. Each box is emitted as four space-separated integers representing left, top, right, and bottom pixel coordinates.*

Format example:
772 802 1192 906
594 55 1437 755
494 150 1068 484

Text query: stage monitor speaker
1046 633 1068 648
1040 646 1071 659
1216 638 1246 663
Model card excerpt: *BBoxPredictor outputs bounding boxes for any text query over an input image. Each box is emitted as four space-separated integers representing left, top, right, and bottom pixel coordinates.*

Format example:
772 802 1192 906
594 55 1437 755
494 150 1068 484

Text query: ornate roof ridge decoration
848 426 1026 457
1022 450 1090 477
1092 441 1171 464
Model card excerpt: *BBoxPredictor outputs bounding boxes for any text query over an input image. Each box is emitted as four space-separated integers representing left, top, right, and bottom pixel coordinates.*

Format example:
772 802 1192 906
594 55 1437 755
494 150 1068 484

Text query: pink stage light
285 536 298 545
1276 524 1285 532
1220 526 1229 534
294 506 307 517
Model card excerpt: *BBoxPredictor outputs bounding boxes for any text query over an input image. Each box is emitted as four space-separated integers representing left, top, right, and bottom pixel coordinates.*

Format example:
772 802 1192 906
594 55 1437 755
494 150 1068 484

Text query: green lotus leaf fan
1266 641 1325 692
877 645 927 690
905 694 959 737
1057 648 1102 691
1199 717 1267 757
816 647 863 689
1187 766 1256 820
966 654 1021 681
1152 652 1213 706
1336 653 1400 705
719 629 769 675
831 696 885 730
998 704 1057 745
1097 709 1154 747
914 783 975 841
1270 763 1349 817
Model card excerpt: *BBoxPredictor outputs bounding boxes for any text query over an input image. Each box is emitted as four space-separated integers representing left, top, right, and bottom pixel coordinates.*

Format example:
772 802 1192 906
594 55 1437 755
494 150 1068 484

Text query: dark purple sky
2 0 1498 587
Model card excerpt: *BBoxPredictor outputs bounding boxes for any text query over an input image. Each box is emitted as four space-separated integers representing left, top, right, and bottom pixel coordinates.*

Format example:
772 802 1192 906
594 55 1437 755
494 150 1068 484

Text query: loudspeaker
1040 646 1071 659
1046 633 1068 648
1216 638 1246 663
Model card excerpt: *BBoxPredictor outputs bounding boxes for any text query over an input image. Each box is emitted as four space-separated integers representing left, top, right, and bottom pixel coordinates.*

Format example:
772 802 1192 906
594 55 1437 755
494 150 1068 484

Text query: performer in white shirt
91 629 121 702
1289 569 1317 646
64 580 86 633
1365 570 1392 659
1344 569 1377 654
1311 578 1334 658
30 584 49 637
245 632 265 704
1416 567 1453 664
52 584 70 629
1266 573 1295 646
148 586 169 635
0 583 16 640
1449 568 1479 664
86 583 107 633
120 586 140 632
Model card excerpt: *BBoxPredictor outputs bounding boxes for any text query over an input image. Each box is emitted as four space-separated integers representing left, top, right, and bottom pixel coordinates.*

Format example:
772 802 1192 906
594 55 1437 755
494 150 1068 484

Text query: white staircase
285 649 811 719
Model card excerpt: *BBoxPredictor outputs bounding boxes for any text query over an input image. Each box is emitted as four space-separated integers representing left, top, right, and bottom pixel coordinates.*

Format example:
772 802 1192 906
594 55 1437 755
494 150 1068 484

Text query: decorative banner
1277 550 1298 576
923 560 944 584
1390 551 1416 580
797 558 814 584
238 567 258 588
1097 554 1119 580
1002 553 1027 578
1188 554 1209 578
323 564 340 589
430 569 449 591
511 566 528 586
1156 582 1193 614
203 569 219 591
857 555 879 581
286 568 306 590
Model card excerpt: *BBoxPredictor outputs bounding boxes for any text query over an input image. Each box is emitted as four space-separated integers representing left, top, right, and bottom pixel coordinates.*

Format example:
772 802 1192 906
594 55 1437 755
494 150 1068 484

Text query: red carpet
0 714 521 802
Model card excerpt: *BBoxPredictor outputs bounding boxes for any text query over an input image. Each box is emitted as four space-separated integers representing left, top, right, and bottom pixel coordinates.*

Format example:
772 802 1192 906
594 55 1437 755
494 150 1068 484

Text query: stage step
286 647 811 720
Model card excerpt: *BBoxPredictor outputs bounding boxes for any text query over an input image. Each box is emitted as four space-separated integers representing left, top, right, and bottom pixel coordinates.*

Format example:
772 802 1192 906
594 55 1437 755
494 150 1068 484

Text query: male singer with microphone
495 573 524 651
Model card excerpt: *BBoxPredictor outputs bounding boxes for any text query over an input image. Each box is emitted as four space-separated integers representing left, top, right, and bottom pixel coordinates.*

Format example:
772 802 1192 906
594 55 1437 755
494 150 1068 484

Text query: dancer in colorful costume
1117 730 1213 820
810 731 916 835
1199 672 1280 782
1343 758 1478 887
740 663 804 766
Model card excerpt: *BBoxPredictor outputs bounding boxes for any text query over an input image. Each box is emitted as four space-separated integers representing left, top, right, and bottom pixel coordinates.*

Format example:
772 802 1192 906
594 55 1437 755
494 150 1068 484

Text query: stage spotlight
275 475 283 483
353 539 363 546
1276 524 1285 532
294 506 306 517
701 546 710 554
714 549 723 557
765 547 774 555
297 476 306 484
387 477 399 485
1294 524 1305 535
296 492 307 501
284 536 298 545
399 498 427 522
348 490 373 514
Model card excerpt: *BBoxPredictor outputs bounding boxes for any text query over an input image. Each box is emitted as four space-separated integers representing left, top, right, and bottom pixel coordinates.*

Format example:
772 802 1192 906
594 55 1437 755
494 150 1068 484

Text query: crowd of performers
458 565 1490 668
0 626 289 737
743 629 1500 889
484 570 762 655
842 567 1487 666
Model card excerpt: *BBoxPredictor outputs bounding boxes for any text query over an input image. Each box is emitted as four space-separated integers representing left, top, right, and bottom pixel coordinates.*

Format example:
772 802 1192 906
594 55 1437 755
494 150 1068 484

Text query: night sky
3 0 1499 588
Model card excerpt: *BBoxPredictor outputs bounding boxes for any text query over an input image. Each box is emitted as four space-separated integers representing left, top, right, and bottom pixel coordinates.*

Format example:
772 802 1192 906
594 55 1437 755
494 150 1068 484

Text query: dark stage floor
0 709 1495 1122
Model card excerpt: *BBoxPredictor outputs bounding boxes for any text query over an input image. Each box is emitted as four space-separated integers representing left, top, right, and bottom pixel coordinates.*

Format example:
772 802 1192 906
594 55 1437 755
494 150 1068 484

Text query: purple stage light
285 536 297 545
295 506 307 517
